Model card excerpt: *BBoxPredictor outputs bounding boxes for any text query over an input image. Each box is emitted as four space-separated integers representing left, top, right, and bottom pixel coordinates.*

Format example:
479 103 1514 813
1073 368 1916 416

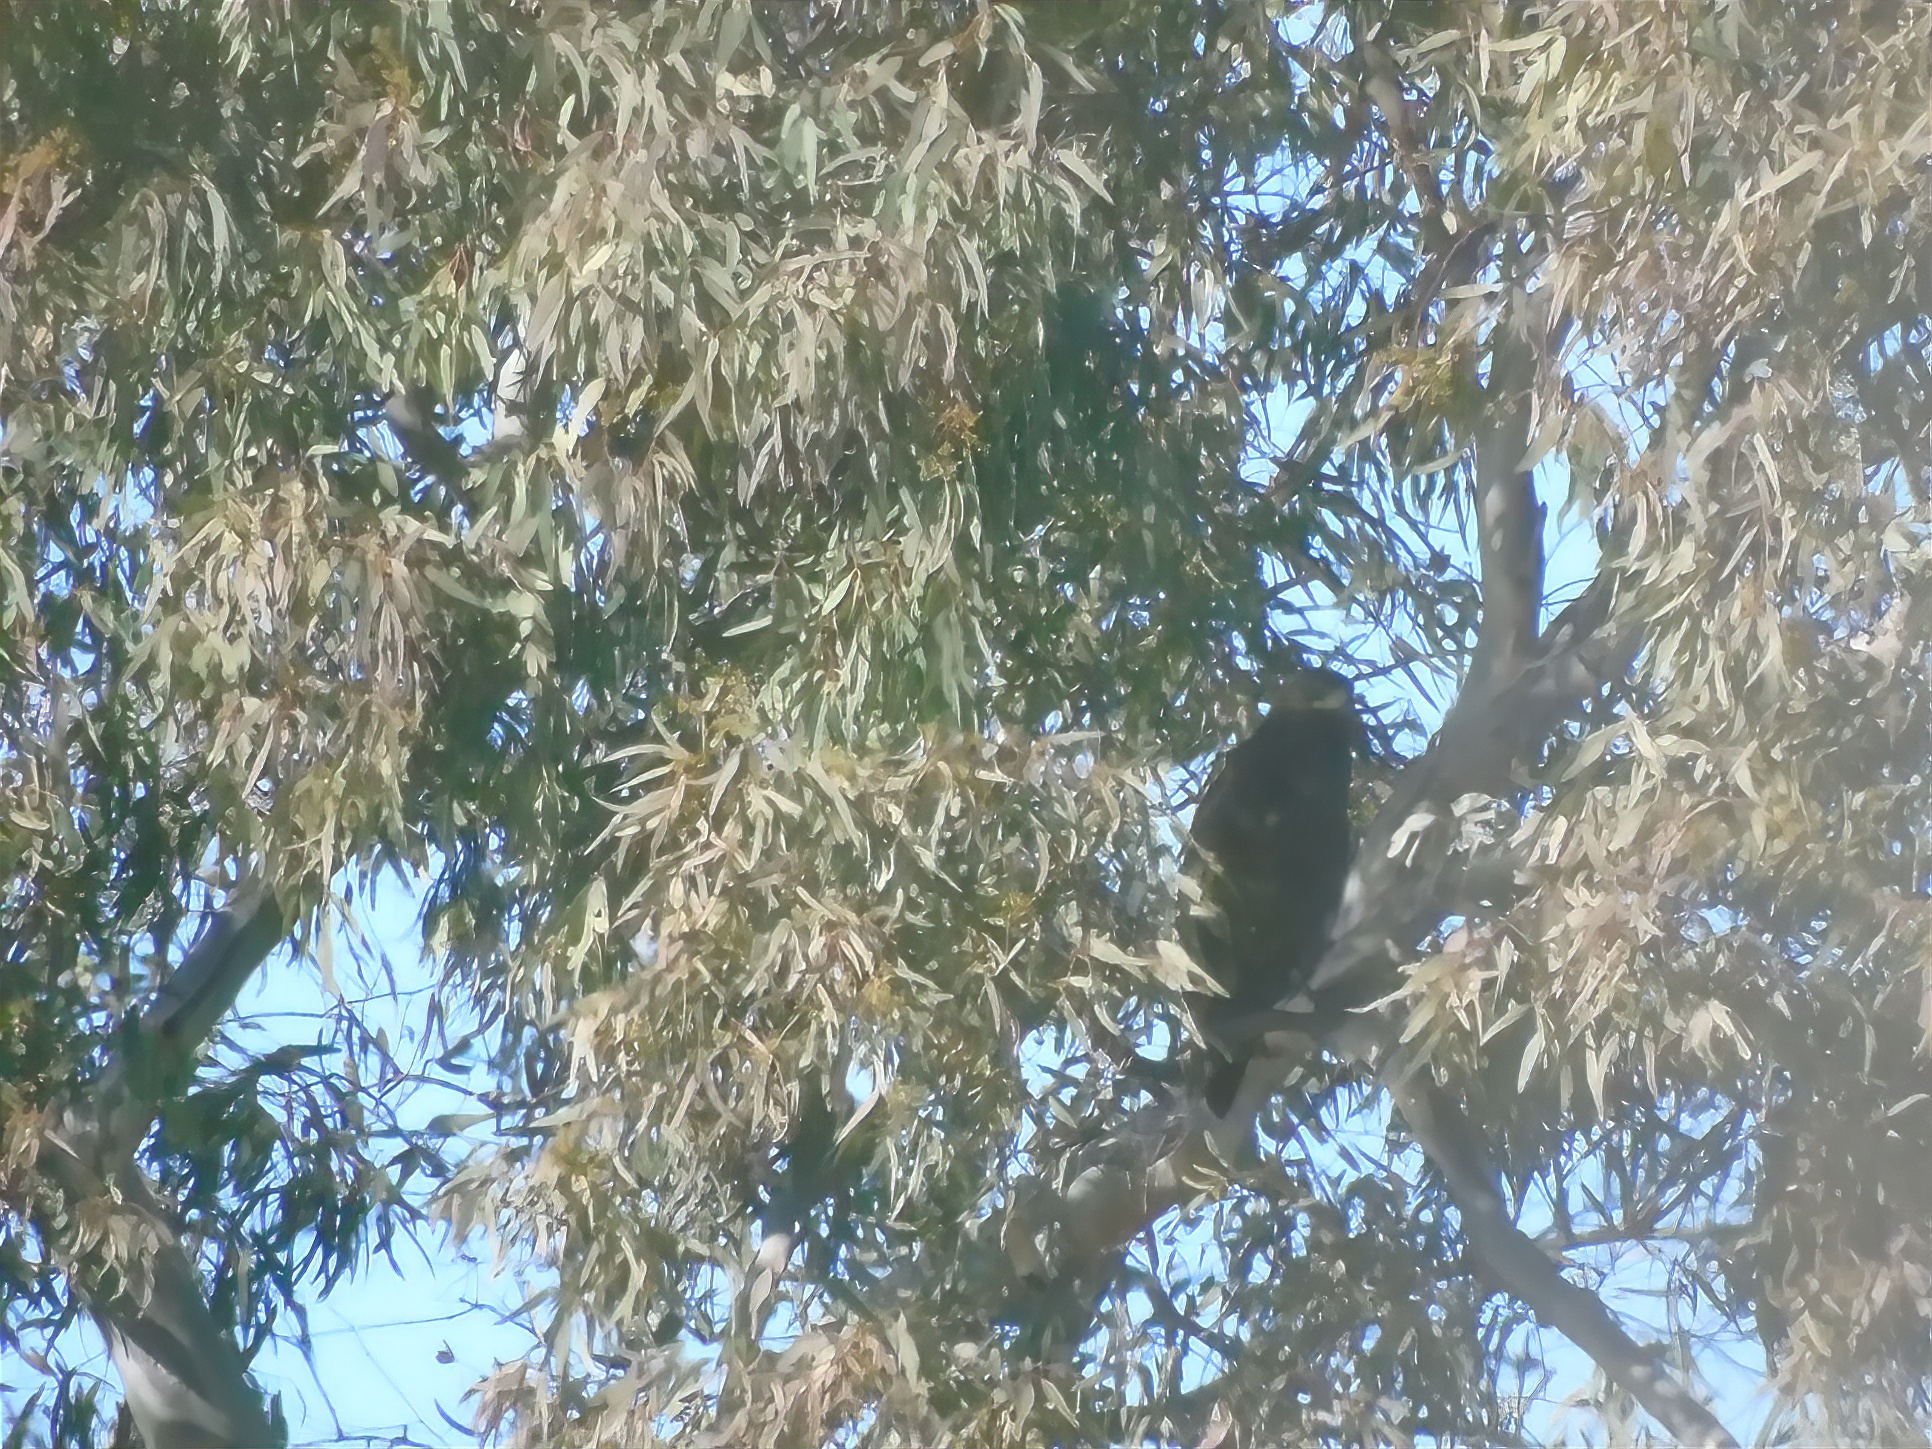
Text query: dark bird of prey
1183 668 1358 1115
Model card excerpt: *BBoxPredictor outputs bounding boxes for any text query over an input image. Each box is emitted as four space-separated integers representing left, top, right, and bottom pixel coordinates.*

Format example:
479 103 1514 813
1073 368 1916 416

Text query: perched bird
1183 668 1358 1115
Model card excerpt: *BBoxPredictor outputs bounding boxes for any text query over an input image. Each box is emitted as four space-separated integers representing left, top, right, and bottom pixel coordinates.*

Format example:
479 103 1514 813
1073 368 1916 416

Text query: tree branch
1386 1070 1737 1448
40 884 290 1449
1318 328 1732 1441
143 882 290 1087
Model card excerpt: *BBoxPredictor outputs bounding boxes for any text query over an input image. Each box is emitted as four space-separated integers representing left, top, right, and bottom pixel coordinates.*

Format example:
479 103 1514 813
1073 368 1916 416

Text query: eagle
1183 668 1359 1115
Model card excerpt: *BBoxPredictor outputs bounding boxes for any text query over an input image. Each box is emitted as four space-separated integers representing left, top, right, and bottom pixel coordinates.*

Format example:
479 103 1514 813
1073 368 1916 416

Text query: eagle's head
1267 667 1354 715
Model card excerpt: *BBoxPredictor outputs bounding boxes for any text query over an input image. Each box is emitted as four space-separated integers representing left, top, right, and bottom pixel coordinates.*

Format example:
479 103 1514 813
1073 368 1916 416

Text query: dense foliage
5 1 1932 1445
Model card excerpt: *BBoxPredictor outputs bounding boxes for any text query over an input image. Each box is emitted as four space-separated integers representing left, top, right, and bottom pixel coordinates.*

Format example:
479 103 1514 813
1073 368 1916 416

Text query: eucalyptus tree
4 2 1932 1446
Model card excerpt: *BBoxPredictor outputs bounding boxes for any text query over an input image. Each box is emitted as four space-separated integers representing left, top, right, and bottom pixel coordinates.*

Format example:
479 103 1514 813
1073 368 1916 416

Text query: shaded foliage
5 0 1932 1445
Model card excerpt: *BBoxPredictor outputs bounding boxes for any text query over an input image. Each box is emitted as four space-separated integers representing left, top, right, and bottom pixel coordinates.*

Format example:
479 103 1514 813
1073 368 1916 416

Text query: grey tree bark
42 887 288 1449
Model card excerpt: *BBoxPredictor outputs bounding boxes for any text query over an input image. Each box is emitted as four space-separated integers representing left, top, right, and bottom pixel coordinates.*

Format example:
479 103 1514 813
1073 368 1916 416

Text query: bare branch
145 883 289 1068
1468 327 1545 698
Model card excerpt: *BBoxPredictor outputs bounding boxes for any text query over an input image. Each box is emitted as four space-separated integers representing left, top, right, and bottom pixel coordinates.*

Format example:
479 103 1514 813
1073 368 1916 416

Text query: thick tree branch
1467 329 1544 698
1319 339 1731 1440
1387 1071 1736 1448
143 883 290 1090
40 884 290 1449
47 1162 278 1449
